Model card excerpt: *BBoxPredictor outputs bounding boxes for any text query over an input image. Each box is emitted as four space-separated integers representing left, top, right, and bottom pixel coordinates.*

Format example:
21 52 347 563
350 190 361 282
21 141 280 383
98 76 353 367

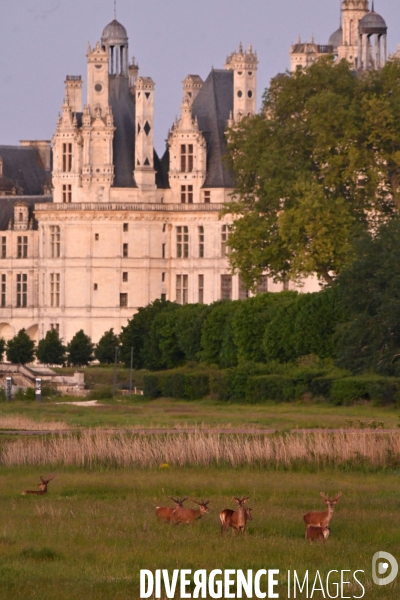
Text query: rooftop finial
114 0 117 19
371 0 374 11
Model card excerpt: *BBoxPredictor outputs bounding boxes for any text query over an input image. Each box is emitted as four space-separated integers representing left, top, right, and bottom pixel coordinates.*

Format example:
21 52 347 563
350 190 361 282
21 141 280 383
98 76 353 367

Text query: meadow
0 466 399 599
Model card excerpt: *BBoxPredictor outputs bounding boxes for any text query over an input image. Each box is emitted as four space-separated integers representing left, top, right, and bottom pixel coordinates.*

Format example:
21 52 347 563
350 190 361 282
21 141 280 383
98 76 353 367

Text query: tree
200 301 241 367
6 329 35 365
224 58 400 288
335 217 400 375
94 329 120 364
67 330 94 366
119 299 177 369
36 329 66 365
0 337 5 362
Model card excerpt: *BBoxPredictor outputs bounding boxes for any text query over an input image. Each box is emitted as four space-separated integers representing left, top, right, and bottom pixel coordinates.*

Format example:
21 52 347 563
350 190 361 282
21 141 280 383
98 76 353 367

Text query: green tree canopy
335 217 400 375
67 330 94 367
6 329 35 365
225 57 400 288
0 337 5 362
36 329 66 365
94 329 120 365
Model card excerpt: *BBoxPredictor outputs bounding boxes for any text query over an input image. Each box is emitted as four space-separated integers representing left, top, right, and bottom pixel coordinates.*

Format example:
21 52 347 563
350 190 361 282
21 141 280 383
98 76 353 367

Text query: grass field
0 467 399 599
0 397 399 431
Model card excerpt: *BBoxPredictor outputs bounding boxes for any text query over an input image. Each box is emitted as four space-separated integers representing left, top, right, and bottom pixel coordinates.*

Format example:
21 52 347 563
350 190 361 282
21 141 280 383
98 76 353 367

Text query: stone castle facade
0 17 315 345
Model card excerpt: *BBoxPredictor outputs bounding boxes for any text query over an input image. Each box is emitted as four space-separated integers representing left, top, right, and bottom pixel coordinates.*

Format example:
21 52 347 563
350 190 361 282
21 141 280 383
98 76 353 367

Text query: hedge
143 371 209 400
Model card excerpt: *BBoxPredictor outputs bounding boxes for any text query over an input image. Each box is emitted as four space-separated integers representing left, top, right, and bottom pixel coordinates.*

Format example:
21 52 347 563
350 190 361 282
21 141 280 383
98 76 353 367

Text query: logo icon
372 552 398 586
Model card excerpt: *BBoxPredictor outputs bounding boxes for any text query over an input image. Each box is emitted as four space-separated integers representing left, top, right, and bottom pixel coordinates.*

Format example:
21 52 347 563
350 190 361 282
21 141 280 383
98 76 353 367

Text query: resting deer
156 496 188 522
306 525 330 542
171 499 210 524
21 475 56 496
220 504 252 534
303 492 342 530
219 496 250 534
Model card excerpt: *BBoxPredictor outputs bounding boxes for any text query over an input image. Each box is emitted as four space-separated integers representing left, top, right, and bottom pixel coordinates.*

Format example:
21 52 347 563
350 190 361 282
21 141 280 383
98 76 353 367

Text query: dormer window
180 144 193 172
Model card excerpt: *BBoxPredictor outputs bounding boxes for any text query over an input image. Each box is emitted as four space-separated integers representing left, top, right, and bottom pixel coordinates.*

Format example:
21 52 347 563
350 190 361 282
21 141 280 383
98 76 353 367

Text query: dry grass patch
1 429 400 469
0 415 70 431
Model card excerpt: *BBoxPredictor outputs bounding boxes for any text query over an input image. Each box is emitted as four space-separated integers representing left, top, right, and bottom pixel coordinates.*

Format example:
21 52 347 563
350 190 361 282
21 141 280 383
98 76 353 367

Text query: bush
330 377 400 406
67 330 94 366
87 385 114 400
200 302 240 367
143 374 162 398
6 329 35 365
94 329 120 365
143 369 210 400
247 374 296 403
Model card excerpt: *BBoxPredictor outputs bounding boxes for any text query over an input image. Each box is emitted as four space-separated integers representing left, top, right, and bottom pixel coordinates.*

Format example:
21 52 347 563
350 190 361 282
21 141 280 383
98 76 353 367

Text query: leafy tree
6 329 35 365
67 330 94 366
175 304 212 362
36 329 66 365
0 337 5 362
200 301 241 367
94 329 120 365
335 218 400 375
232 291 296 363
119 299 177 369
225 58 400 288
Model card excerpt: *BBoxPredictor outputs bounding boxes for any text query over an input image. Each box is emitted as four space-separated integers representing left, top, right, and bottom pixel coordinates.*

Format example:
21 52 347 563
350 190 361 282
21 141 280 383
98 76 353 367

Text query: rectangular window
123 243 128 258
257 275 268 294
50 226 61 258
180 185 193 204
50 323 59 333
123 223 129 232
176 226 189 258
120 293 128 307
62 143 72 172
17 236 28 259
161 293 166 301
16 273 27 308
122 272 128 282
239 276 249 300
95 233 99 241
94 283 98 291
162 272 165 282
198 274 204 304
162 243 166 259
198 226 204 258
1 274 6 308
221 275 232 301
176 274 188 305
204 191 211 204
62 184 72 203
50 273 60 307
1 237 6 259
221 225 230 257
180 144 193 173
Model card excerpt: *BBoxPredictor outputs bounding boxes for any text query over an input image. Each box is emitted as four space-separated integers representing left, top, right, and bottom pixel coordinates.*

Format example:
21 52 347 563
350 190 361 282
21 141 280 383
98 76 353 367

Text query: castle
0 1 393 346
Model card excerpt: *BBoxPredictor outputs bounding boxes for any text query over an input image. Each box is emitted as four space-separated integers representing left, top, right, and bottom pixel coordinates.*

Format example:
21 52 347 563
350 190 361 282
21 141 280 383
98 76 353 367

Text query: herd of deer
20 476 342 541
156 491 342 540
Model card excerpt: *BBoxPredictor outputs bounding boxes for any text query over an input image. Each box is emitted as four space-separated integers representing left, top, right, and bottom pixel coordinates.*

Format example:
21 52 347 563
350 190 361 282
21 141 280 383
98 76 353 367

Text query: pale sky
1 0 399 155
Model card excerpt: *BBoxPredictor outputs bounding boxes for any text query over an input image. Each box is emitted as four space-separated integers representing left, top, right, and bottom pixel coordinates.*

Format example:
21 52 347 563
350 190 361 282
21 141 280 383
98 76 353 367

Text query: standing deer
21 475 56 496
156 496 188 522
306 525 330 542
303 492 342 531
171 499 210 524
220 496 250 534
220 505 253 534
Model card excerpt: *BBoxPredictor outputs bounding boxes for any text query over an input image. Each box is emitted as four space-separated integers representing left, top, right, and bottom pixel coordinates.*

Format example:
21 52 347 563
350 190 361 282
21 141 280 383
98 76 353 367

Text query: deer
171 499 210 524
220 505 253 534
21 475 56 496
305 525 330 542
220 496 250 534
156 496 188 522
303 492 342 530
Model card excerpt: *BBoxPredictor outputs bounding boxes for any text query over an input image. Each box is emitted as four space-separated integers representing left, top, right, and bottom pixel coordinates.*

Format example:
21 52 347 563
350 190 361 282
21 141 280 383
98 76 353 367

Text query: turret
225 43 258 122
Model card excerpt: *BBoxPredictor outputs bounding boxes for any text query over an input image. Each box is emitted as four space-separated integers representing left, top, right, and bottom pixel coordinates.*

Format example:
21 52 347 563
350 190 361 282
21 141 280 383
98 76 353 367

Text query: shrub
87 385 114 400
330 377 372 405
6 329 35 365
94 329 120 365
143 374 161 398
200 301 240 367
67 330 94 366
246 374 296 403
36 329 66 366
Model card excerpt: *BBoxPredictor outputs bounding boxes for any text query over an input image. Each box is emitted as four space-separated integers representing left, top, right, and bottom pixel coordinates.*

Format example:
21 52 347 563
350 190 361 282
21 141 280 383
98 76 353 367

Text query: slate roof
0 196 52 231
190 69 234 188
0 146 51 196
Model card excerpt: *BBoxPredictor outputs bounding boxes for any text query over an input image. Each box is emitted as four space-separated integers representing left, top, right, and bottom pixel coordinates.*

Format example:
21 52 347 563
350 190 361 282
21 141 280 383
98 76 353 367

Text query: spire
371 0 374 11
114 0 117 19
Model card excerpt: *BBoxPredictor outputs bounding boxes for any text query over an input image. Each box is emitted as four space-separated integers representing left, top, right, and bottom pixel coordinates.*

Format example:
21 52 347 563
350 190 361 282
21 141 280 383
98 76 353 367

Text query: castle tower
225 43 258 122
338 0 369 67
134 77 156 189
65 75 83 113
87 42 109 118
101 18 129 77
358 3 387 70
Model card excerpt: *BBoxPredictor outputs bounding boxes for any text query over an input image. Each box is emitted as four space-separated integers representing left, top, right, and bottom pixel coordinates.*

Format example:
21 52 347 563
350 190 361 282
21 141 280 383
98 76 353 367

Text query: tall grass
0 415 70 431
2 430 400 469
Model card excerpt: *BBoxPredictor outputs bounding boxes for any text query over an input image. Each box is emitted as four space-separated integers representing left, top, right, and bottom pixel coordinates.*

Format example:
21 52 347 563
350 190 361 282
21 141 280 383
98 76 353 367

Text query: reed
1 430 400 469
0 415 70 431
